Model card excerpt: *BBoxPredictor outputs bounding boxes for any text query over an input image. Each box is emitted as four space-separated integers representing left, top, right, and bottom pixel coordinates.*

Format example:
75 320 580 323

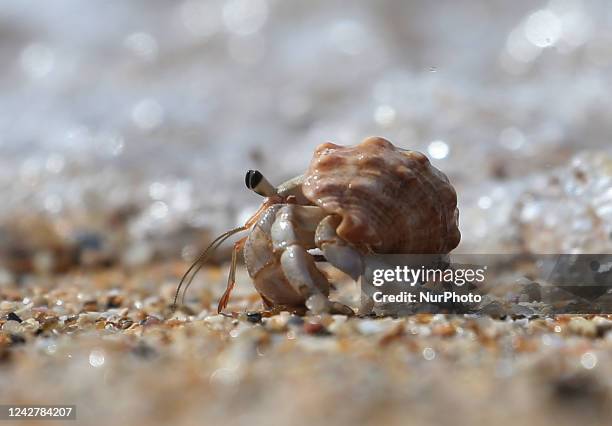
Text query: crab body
236 136 461 313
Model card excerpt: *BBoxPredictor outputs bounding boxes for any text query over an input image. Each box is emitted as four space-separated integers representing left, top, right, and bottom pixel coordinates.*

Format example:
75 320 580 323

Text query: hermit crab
173 136 460 314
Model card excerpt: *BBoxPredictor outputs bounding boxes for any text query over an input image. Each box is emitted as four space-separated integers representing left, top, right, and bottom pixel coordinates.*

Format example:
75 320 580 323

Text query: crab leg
270 205 353 314
315 215 364 281
279 243 352 315
270 205 329 296
245 204 330 304
217 236 247 313
280 245 330 298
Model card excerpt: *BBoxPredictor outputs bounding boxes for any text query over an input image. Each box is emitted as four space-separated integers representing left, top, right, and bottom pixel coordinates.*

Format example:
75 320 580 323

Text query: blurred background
1 2 612 426
1 0 612 279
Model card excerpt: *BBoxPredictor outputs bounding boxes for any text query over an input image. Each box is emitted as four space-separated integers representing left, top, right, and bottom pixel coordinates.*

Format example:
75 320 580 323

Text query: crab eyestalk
245 170 277 197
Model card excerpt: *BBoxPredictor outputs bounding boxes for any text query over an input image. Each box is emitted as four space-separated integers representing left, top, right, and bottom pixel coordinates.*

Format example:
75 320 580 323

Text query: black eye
245 170 263 190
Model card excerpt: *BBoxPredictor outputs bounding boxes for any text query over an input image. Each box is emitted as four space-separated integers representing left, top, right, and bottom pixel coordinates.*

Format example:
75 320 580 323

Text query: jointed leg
280 244 330 298
272 206 354 315
217 236 247 313
315 215 364 281
217 199 286 313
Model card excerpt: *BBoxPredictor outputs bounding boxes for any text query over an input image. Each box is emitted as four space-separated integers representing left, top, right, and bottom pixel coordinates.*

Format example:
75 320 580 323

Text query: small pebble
77 312 100 327
142 316 162 327
569 317 597 338
246 312 262 323
203 315 227 331
265 312 290 332
327 315 348 334
14 307 32 320
106 295 123 309
82 300 99 311
20 318 40 332
7 312 22 323
315 314 334 327
2 320 22 334
118 319 134 329
303 321 330 335
432 323 456 337
287 315 304 327
356 319 395 335
593 318 612 338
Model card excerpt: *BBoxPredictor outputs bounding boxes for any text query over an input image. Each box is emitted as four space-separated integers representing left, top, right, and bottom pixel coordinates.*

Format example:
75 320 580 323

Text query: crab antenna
172 225 247 310
178 230 241 306
245 170 277 197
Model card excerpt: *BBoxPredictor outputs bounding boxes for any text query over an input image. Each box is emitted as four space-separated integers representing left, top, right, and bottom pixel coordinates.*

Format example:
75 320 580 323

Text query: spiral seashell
302 136 460 254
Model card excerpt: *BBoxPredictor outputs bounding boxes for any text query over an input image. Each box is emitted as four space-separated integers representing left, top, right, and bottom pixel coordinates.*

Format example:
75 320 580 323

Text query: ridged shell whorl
302 136 460 254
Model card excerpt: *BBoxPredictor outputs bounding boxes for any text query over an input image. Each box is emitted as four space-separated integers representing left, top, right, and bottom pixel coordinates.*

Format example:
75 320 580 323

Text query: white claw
271 212 297 250
280 245 329 298
320 242 363 281
316 215 364 281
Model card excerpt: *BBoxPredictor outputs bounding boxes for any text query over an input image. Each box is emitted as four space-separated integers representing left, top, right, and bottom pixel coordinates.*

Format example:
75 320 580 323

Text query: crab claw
280 245 330 298
315 215 364 281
